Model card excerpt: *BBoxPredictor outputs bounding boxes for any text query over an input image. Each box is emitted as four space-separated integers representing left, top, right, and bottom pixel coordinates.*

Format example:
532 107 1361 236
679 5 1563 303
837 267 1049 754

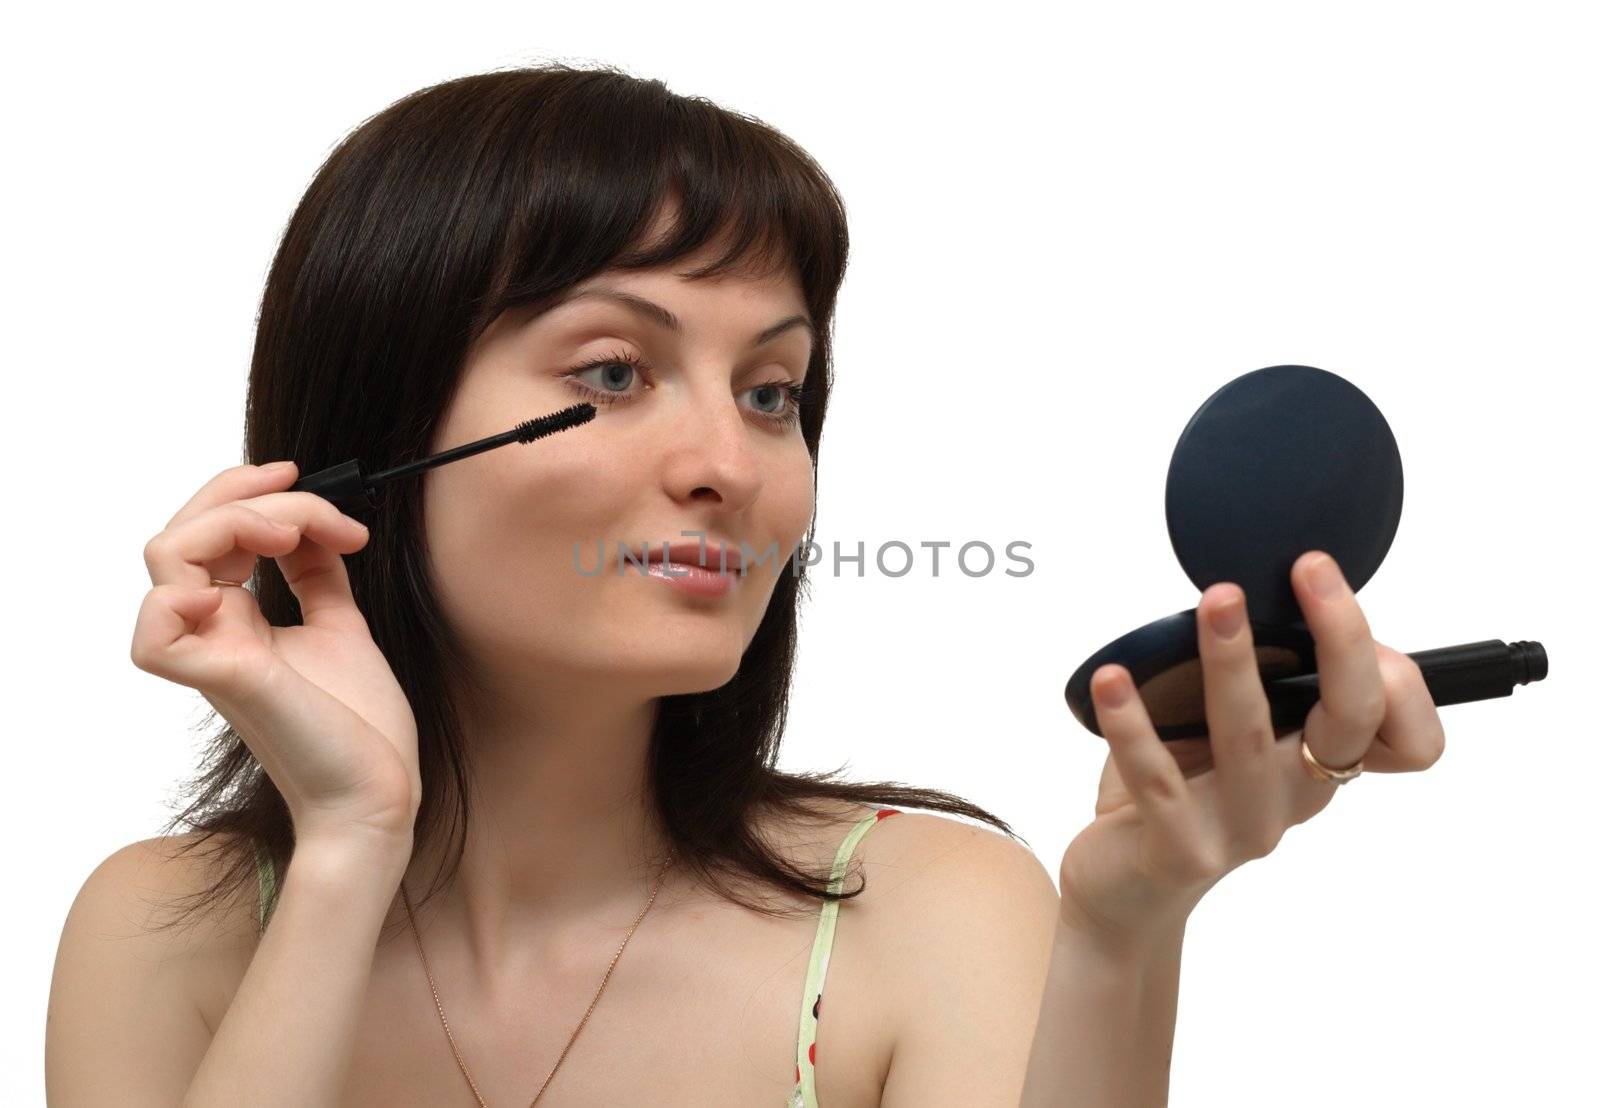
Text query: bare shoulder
845 811 1062 1104
46 831 257 1101
760 798 1057 907
850 806 1059 916
51 831 262 1002
56 831 257 954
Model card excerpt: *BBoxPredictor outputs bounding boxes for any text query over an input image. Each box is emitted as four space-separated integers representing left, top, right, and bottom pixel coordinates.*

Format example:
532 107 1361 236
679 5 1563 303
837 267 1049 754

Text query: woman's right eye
560 350 653 405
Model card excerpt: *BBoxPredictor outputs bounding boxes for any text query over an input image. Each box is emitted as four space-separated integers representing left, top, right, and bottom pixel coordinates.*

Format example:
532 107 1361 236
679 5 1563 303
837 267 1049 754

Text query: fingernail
1098 669 1131 708
1210 593 1245 638
262 460 296 474
1308 553 1345 599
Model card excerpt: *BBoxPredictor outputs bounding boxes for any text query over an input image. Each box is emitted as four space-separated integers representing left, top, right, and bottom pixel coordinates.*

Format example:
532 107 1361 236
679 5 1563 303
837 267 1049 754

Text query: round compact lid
1164 365 1404 627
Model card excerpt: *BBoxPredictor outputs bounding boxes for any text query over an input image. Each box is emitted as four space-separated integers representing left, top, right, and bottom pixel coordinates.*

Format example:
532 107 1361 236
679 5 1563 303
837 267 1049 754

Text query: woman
46 64 1446 1106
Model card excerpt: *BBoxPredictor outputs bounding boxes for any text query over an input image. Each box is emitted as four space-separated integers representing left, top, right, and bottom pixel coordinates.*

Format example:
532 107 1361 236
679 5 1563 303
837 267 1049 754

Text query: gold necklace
399 854 674 1106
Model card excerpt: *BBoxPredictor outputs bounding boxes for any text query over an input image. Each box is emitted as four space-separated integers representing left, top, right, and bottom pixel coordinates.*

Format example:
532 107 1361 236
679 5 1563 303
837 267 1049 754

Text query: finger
1091 664 1201 839
144 503 304 590
1292 551 1385 773
1196 584 1277 764
241 491 371 627
238 489 369 627
1092 739 1215 818
1359 644 1448 772
1195 582 1287 850
129 582 236 687
1277 733 1341 827
145 498 368 592
165 461 300 530
272 517 370 632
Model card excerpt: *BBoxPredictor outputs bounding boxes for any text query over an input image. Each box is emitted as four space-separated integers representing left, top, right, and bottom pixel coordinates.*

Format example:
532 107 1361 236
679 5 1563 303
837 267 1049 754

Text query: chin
636 650 745 697
585 615 737 685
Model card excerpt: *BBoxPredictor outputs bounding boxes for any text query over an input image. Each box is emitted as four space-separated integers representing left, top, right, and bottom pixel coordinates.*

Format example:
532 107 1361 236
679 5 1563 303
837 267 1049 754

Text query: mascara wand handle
289 459 378 515
1262 638 1549 732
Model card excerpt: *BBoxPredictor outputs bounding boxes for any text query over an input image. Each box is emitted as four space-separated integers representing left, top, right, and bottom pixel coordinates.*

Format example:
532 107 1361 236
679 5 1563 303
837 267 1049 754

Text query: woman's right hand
132 461 421 846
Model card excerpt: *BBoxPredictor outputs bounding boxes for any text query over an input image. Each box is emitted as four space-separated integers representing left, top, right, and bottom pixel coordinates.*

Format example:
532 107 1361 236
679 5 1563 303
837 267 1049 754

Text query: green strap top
252 837 277 933
789 807 899 1107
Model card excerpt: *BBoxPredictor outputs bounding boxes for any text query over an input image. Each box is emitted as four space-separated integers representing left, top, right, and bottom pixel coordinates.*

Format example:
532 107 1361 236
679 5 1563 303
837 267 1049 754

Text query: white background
8 2 1596 1103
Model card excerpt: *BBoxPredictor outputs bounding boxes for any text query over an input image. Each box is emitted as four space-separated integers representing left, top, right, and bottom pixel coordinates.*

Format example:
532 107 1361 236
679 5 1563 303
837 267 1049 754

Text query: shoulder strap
793 808 900 1106
252 838 277 933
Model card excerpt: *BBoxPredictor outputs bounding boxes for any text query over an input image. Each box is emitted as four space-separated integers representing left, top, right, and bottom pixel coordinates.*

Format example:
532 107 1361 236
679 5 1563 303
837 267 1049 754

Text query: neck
393 675 678 986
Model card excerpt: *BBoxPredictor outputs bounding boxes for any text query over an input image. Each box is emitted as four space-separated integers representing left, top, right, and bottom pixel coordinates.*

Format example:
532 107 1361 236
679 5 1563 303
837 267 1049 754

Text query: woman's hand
1057 550 1448 946
131 461 422 846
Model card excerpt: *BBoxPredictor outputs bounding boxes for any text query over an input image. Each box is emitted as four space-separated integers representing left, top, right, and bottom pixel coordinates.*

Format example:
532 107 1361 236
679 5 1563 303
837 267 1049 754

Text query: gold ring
1300 739 1364 784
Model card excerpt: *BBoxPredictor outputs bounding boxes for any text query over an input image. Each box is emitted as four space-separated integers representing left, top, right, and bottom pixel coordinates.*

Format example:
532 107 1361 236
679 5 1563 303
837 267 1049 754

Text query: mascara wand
288 402 597 515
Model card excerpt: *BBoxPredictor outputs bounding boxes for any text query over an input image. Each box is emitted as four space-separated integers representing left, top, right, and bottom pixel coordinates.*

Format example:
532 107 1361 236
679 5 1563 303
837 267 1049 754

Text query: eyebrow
547 286 817 350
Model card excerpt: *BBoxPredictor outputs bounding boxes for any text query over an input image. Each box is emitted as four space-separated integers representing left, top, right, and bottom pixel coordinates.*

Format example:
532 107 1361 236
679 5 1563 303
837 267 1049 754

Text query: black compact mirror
1064 365 1548 742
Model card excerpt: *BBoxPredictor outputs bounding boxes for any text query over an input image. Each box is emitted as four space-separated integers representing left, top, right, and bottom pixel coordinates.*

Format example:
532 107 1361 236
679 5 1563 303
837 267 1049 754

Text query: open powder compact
1064 364 1548 742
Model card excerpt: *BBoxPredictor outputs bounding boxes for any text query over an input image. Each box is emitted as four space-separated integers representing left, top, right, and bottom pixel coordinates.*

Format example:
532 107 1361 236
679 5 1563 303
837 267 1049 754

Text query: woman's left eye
559 349 805 429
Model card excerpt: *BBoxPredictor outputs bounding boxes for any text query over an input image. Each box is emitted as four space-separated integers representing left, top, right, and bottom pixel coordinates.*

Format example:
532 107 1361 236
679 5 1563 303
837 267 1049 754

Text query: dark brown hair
155 62 1019 941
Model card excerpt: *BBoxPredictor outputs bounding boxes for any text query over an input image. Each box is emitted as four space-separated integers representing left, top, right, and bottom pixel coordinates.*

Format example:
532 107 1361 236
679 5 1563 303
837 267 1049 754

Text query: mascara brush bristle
514 402 597 443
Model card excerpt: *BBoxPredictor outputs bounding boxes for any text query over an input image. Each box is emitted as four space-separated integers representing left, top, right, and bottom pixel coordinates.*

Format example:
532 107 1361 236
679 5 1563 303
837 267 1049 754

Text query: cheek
771 448 816 547
746 449 816 588
421 431 637 619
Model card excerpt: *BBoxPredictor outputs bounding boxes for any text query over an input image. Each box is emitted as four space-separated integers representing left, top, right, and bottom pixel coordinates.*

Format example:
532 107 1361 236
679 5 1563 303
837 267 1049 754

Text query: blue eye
572 358 639 394
745 381 806 424
559 348 806 429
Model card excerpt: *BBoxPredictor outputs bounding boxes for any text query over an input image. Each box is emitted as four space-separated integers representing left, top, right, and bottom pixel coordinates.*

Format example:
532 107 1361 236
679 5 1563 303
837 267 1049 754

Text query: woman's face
422 245 817 701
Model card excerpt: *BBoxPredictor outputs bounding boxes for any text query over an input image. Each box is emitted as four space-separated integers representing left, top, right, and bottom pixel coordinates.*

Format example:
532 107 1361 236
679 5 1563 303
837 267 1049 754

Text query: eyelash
559 348 806 429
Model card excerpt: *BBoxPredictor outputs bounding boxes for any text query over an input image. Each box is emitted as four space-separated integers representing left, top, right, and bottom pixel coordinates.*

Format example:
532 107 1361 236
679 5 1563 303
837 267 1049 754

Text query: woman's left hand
1057 550 1448 947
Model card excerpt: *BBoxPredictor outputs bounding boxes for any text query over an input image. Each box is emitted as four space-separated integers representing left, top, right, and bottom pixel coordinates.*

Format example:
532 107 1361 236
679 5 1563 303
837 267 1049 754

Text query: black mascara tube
1264 639 1548 732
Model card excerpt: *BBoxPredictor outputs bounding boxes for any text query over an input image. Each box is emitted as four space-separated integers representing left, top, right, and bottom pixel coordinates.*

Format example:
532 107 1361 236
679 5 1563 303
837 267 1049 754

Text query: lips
644 540 744 573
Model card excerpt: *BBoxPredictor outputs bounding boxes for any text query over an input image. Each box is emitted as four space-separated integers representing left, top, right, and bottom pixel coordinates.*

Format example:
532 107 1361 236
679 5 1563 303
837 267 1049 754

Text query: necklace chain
399 855 674 1107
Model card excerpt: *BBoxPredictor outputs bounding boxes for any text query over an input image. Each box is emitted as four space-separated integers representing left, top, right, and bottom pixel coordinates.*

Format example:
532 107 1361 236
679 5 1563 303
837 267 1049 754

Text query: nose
657 385 763 509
